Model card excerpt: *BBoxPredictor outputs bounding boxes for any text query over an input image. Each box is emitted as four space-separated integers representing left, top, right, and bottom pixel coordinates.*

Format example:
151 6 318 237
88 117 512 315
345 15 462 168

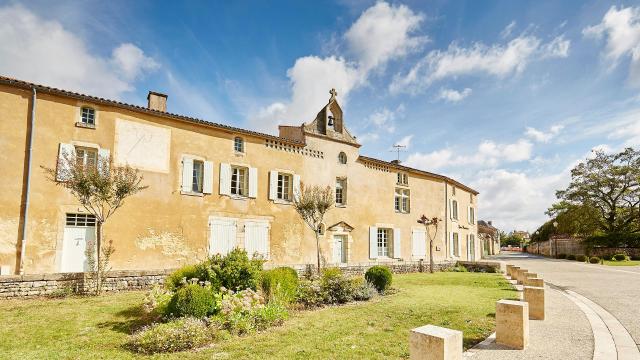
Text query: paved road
491 252 640 351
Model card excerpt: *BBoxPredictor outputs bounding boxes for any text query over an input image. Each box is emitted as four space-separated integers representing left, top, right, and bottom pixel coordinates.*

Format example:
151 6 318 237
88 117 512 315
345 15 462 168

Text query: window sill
395 210 410 214
75 122 96 129
181 191 204 197
396 183 409 187
272 199 293 205
234 151 245 157
336 204 347 208
229 195 249 201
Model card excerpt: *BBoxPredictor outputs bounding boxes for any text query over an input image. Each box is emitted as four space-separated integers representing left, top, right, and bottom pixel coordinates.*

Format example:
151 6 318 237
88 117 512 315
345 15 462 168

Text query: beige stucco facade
0 76 479 275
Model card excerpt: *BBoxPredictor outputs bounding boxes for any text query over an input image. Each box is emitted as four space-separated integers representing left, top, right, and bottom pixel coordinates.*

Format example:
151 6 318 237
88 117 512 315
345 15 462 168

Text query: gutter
19 87 36 275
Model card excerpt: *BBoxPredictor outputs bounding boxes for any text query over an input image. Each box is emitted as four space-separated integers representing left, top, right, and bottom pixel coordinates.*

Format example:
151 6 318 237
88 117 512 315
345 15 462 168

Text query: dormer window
234 137 244 153
77 107 96 128
397 172 408 186
338 152 347 164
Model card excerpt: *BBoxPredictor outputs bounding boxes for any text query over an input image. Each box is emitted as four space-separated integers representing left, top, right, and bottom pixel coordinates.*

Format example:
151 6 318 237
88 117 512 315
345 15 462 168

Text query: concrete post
509 266 520 279
516 268 527 284
409 325 463 360
524 272 537 281
524 277 544 287
506 265 514 277
523 286 545 320
496 299 529 349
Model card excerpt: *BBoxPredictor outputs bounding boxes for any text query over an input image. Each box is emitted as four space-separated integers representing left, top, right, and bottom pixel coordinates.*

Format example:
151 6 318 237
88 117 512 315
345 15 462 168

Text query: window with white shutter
369 226 378 259
244 220 270 259
393 228 402 259
209 217 237 255
411 229 426 259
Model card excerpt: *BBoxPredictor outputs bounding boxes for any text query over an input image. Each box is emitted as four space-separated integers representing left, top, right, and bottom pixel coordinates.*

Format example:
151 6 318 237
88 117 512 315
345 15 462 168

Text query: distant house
511 231 531 243
478 220 500 256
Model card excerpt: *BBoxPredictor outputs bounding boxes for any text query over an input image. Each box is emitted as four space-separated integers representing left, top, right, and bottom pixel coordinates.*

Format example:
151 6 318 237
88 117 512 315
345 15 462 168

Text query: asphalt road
490 252 640 351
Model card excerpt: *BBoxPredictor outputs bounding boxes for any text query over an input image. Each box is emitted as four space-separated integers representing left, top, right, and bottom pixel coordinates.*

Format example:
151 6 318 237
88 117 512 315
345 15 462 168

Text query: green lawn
603 260 640 266
0 272 515 359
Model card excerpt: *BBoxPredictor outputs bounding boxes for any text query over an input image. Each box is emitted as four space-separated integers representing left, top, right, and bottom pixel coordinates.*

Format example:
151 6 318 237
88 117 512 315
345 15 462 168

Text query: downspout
444 179 449 260
19 87 37 275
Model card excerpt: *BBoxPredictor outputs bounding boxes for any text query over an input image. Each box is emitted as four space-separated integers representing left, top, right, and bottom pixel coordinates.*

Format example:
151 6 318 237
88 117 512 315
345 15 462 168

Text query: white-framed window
234 137 244 153
336 178 347 205
231 166 248 196
468 206 475 224
192 160 204 193
182 157 213 195
451 199 459 220
395 188 410 213
377 228 391 257
80 107 96 127
397 172 408 186
75 147 98 170
277 172 292 201
338 152 347 164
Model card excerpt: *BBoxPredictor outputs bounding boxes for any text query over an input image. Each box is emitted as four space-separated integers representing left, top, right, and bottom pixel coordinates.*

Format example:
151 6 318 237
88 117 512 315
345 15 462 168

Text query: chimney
390 159 401 165
147 91 168 112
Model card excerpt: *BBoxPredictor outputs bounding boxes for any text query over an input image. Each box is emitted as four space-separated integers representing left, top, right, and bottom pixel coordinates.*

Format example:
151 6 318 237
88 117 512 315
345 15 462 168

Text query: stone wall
527 237 640 258
0 269 172 299
267 260 457 277
457 260 502 273
587 247 640 258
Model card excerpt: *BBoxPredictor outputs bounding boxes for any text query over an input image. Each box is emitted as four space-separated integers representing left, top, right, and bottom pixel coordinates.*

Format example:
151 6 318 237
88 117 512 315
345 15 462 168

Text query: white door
209 218 237 255
244 220 270 259
333 235 347 264
61 225 95 273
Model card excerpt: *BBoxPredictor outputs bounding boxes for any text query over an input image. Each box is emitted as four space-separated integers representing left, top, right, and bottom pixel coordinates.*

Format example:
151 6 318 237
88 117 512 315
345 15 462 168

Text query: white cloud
251 1 425 133
396 135 413 148
524 124 564 142
0 4 158 99
583 6 640 86
344 1 427 72
355 132 380 144
437 88 472 102
501 21 517 39
405 149 454 170
390 34 570 94
608 118 640 146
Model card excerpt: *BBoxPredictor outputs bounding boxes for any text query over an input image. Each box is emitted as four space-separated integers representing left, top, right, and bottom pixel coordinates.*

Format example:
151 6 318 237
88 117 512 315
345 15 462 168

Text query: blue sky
2 0 640 232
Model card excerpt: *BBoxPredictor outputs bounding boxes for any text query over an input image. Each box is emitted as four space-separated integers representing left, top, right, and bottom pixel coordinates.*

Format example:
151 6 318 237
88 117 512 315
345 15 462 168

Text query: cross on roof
329 88 337 99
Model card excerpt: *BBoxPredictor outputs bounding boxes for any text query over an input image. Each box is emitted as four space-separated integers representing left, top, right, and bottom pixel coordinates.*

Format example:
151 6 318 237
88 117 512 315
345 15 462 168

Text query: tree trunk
429 239 434 273
315 231 321 273
95 222 102 295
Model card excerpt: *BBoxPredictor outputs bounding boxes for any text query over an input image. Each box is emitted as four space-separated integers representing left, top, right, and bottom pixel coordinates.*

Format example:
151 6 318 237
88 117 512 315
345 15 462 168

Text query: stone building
0 76 479 275
477 220 500 256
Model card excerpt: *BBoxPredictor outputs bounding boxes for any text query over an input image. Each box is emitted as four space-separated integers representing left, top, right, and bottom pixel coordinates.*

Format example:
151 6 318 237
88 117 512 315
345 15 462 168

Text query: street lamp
553 221 559 258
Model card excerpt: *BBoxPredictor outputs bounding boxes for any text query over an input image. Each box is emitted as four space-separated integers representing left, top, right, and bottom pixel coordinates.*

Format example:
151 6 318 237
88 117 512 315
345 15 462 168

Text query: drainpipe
19 87 37 275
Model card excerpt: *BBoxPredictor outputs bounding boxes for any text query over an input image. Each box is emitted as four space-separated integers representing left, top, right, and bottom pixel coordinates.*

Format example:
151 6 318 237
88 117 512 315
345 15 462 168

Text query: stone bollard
506 265 514 277
524 277 544 287
409 324 463 360
510 266 520 279
524 272 537 281
496 299 529 349
523 286 545 320
516 269 527 284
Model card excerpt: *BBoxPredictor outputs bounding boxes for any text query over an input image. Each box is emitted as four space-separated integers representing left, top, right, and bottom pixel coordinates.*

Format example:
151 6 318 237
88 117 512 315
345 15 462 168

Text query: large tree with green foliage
554 148 640 234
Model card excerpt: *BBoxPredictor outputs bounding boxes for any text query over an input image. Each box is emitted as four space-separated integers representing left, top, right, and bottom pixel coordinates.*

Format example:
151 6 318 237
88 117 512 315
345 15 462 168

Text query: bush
144 285 174 315
589 256 601 264
631 255 640 261
126 318 214 354
614 253 628 261
165 264 202 291
167 284 216 318
575 255 588 262
251 302 289 330
566 254 576 260
203 249 263 291
210 289 287 335
557 253 567 259
320 268 355 304
585 233 640 248
365 266 393 293
260 267 299 304
601 254 612 261
295 279 327 308
351 278 377 301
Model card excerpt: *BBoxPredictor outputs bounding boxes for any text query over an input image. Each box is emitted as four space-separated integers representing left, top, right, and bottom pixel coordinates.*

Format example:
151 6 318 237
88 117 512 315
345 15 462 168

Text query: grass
603 260 640 267
0 272 515 359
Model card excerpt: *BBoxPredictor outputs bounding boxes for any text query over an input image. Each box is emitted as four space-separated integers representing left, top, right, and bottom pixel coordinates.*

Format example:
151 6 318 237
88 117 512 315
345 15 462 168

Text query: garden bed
0 272 514 359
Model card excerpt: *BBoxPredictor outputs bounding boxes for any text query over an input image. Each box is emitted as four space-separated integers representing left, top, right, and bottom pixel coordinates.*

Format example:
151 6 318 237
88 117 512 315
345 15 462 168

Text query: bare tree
418 215 441 273
293 183 334 272
43 151 147 294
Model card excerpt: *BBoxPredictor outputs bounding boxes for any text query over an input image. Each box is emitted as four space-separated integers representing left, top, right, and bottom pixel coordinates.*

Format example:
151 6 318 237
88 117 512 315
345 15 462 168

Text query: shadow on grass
97 304 157 334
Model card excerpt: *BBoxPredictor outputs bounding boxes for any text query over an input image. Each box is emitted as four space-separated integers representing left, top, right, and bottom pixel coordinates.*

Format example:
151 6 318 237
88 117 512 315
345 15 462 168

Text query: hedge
585 233 640 248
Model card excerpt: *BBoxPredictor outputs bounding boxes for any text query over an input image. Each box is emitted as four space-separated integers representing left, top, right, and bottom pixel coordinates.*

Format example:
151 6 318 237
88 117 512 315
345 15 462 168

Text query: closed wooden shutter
248 167 258 198
203 161 214 194
293 174 301 201
369 226 378 259
97 148 110 174
244 220 270 259
56 143 76 181
181 157 193 192
268 170 278 200
209 218 237 255
219 163 231 195
411 229 426 259
393 228 402 259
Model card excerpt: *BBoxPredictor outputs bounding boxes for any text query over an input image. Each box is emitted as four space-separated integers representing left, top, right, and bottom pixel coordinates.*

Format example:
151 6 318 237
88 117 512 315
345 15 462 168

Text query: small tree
417 215 441 273
43 151 147 294
293 183 334 272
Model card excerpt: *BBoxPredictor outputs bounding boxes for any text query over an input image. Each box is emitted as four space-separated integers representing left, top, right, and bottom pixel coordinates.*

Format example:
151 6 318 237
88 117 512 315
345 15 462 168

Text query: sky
2 0 640 232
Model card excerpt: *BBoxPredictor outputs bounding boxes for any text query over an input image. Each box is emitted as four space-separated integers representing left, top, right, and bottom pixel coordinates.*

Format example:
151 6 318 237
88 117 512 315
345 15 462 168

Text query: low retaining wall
0 269 172 299
457 260 502 273
588 247 640 258
273 260 457 276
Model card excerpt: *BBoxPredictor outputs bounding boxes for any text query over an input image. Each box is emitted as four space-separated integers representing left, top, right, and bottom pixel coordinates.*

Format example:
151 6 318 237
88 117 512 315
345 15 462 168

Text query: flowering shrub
126 318 215 354
143 285 173 315
351 278 378 301
210 288 287 334
321 268 355 304
220 288 264 316
260 267 299 304
296 279 328 308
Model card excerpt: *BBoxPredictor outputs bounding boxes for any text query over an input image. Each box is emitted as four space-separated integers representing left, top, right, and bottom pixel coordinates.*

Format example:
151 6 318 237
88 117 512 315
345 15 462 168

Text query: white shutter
56 143 76 181
369 226 378 259
449 199 453 219
97 148 110 174
393 228 402 259
412 229 426 259
449 232 454 257
468 206 472 224
268 170 278 201
293 174 301 201
209 218 236 255
181 157 193 193
245 221 270 259
219 163 231 195
248 167 258 198
203 161 214 194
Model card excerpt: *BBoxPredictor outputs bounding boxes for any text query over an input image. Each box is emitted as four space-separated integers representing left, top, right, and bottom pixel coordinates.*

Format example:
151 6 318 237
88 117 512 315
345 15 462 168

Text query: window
452 186 456 195
80 107 95 126
192 160 204 193
231 166 248 196
234 137 244 153
397 172 408 186
453 232 460 257
468 207 475 224
451 199 459 220
75 147 98 170
470 193 474 203
336 178 347 205
338 152 347 164
65 213 96 227
277 173 292 201
395 188 410 213
377 228 391 257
